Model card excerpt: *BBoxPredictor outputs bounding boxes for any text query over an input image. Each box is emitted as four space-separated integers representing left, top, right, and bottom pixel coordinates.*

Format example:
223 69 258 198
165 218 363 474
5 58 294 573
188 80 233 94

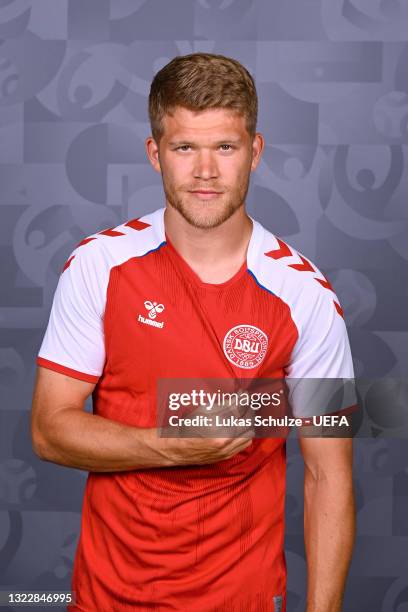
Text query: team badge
223 325 268 369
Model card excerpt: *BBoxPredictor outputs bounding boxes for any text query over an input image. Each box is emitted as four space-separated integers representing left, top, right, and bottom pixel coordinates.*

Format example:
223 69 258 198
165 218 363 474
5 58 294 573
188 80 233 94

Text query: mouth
189 190 223 200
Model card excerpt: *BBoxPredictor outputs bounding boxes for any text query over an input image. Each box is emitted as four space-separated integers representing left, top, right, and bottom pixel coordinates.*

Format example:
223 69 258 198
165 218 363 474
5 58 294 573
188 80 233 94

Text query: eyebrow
168 138 243 146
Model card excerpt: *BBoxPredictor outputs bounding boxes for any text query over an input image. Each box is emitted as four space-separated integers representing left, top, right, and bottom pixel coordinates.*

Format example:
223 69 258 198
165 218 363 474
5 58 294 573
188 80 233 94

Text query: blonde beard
164 186 249 230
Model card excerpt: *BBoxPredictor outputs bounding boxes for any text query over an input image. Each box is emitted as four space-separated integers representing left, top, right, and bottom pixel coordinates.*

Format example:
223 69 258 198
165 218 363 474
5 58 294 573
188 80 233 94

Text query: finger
225 434 254 451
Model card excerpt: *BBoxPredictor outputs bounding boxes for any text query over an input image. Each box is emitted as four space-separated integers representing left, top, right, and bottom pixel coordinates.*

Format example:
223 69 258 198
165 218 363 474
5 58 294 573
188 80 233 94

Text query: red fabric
36 357 99 384
68 242 296 610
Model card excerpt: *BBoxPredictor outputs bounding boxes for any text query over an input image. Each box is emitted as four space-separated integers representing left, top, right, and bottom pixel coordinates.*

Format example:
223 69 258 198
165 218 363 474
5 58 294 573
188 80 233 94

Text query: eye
175 144 235 152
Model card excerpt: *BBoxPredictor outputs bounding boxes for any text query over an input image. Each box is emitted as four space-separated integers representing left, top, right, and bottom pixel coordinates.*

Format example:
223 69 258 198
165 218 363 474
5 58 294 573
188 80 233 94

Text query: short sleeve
37 246 106 383
285 289 357 418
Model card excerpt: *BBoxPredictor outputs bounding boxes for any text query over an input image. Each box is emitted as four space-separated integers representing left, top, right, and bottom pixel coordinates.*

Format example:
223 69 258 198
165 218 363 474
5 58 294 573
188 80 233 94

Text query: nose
193 149 219 181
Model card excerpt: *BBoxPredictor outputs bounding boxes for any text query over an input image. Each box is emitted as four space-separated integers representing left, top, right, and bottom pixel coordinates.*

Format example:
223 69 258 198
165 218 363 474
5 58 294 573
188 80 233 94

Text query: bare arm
299 436 356 612
31 367 252 472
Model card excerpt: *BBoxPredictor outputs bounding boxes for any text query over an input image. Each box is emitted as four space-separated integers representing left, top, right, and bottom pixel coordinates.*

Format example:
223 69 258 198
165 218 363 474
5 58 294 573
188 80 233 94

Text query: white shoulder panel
37 208 166 381
248 218 356 416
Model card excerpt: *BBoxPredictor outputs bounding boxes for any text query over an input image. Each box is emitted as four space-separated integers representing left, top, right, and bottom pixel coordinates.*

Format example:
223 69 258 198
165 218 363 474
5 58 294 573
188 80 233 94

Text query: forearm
33 409 171 472
33 407 253 472
304 470 356 612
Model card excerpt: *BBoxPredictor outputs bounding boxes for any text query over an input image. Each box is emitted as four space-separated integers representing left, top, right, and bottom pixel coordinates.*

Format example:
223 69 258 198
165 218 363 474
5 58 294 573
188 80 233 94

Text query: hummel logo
144 300 165 319
138 299 165 329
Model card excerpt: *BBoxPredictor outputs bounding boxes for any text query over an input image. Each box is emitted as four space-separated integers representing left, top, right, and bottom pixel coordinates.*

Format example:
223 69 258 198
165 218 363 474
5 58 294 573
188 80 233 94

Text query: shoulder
61 207 166 278
248 219 344 320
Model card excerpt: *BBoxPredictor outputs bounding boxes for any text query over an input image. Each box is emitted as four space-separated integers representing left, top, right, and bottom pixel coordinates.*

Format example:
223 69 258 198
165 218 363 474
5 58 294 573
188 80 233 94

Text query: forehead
161 106 247 141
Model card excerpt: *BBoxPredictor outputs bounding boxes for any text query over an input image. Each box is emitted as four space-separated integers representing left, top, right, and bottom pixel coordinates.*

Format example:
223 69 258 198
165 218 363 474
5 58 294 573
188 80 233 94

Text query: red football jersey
37 207 356 611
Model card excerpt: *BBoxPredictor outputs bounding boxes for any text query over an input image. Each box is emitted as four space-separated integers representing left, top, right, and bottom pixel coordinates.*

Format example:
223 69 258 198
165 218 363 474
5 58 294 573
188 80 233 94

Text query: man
31 53 356 611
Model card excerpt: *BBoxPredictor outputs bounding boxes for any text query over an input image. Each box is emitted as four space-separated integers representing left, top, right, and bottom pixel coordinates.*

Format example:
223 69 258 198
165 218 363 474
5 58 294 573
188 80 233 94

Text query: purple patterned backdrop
0 1 407 610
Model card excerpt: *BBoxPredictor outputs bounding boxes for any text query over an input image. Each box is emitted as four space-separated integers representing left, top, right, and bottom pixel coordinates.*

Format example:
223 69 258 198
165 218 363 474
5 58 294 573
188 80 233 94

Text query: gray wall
0 1 407 610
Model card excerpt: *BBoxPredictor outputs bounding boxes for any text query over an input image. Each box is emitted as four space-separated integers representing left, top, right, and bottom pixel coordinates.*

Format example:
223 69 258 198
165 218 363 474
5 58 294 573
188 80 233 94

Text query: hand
158 391 255 466
160 433 254 466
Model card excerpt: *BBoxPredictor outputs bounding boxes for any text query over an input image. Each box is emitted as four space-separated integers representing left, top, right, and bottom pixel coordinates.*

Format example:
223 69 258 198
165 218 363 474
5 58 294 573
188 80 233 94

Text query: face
145 107 264 229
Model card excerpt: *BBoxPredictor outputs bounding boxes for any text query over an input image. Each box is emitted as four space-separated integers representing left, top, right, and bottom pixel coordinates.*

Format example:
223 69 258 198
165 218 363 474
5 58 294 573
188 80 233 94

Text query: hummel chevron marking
76 237 96 248
316 277 343 315
315 277 334 292
62 255 75 272
62 218 150 273
264 239 344 318
98 228 126 237
264 237 292 260
334 301 344 318
125 218 151 231
289 254 315 273
265 239 316 272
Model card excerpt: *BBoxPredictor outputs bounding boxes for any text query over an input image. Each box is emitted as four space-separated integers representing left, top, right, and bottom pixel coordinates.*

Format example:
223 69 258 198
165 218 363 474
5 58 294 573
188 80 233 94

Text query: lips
190 190 222 194
189 190 223 200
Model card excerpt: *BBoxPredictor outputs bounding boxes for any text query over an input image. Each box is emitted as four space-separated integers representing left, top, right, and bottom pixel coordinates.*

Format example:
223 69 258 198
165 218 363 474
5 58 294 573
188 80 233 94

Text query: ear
250 133 265 171
145 136 162 174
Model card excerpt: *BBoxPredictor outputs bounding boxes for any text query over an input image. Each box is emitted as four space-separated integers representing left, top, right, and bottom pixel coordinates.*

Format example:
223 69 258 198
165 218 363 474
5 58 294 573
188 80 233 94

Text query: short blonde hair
148 52 258 144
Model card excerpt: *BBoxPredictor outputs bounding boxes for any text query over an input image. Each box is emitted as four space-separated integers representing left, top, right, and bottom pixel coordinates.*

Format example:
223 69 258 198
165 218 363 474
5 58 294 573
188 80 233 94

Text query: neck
163 205 253 284
164 206 252 263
